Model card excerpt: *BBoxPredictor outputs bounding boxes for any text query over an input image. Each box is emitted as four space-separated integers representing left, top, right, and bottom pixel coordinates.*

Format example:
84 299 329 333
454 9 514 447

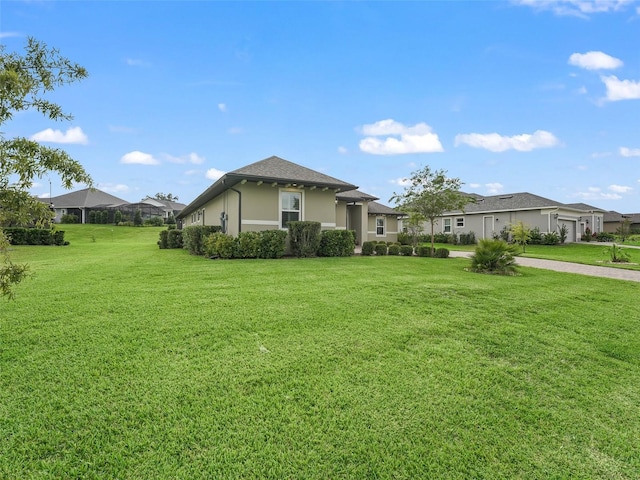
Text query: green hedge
3 228 67 246
182 225 222 255
317 230 355 257
288 221 321 258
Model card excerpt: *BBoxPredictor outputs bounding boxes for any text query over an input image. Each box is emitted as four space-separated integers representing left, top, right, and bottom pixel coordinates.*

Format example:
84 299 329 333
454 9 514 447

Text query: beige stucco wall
366 215 400 242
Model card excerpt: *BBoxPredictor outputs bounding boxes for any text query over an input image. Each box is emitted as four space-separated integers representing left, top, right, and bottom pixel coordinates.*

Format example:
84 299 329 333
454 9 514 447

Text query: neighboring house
176 155 403 244
46 188 129 224
44 189 186 224
603 211 640 234
436 192 605 242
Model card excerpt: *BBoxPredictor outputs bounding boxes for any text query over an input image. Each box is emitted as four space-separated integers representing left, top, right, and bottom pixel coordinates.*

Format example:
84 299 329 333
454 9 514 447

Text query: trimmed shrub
158 230 169 249
146 216 164 227
542 231 560 245
317 230 355 257
133 208 143 226
234 231 261 259
361 241 375 256
581 227 592 242
114 210 122 225
60 214 79 224
596 231 615 242
258 230 287 259
167 229 183 249
288 221 321 258
374 243 388 256
417 245 432 257
458 232 476 245
432 233 449 244
433 247 450 258
182 225 222 255
388 244 401 256
400 245 414 256
397 232 411 245
3 227 66 246
448 233 458 245
469 239 520 275
529 227 543 245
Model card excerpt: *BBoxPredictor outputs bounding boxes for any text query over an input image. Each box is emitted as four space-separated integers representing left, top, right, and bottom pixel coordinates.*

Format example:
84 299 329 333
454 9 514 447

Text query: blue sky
2 0 640 212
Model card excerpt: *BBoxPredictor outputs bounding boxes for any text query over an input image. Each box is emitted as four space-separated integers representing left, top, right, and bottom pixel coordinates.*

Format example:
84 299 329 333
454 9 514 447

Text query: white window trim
376 216 385 237
455 217 465 228
279 188 304 230
443 218 452 234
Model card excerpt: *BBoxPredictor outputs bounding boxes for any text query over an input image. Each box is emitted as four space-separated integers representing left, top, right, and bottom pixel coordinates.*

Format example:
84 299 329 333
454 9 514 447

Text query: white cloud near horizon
609 184 633 193
620 147 640 157
576 187 623 200
120 151 160 165
485 182 504 194
514 0 635 18
205 168 226 180
30 126 88 145
568 51 623 70
601 75 640 101
454 130 560 152
389 177 411 187
162 152 205 165
98 183 131 194
359 119 444 155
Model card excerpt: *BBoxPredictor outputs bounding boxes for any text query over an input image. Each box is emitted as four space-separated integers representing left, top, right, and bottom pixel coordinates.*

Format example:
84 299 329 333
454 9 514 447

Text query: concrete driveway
448 250 640 283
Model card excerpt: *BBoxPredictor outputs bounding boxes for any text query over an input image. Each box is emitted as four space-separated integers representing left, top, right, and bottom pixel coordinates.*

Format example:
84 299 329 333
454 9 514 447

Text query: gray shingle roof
336 189 379 202
178 156 358 219
444 192 592 215
368 201 404 216
604 211 640 223
48 188 129 208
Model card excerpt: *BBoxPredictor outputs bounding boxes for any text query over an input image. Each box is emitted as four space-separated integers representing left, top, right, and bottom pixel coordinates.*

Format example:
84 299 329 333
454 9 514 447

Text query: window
456 217 465 228
376 217 385 236
281 191 301 228
443 218 451 233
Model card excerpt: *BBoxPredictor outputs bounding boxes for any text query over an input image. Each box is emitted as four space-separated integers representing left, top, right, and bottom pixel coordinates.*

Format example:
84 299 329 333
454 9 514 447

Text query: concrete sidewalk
447 250 640 283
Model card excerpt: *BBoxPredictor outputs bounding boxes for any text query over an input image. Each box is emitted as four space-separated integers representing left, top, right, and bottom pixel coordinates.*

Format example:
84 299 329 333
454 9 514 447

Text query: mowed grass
2 225 640 479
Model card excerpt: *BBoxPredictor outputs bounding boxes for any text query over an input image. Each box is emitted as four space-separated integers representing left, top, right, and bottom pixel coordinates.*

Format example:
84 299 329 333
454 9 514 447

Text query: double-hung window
281 191 301 228
376 217 385 236
443 218 452 233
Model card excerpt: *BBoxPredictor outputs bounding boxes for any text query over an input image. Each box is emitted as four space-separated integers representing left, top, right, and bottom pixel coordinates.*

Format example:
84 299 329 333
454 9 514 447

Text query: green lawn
2 225 640 478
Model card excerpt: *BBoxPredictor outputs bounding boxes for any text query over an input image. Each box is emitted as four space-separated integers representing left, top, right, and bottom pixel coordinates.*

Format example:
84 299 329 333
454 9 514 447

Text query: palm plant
469 239 520 275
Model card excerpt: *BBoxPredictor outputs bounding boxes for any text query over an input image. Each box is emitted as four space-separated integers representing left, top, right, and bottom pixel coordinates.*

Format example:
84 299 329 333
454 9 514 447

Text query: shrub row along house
437 192 607 242
43 189 186 224
176 156 404 245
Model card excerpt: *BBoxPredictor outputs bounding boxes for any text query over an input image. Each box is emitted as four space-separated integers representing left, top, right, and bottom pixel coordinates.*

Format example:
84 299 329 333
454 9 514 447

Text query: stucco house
603 211 640 234
435 192 605 242
46 188 129 224
176 156 403 244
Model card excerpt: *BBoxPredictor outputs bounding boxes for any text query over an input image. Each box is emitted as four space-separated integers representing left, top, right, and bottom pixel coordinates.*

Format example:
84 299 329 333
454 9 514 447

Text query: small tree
154 192 179 202
390 166 473 256
133 208 143 226
558 224 568 244
114 210 122 224
404 212 425 248
1 37 91 298
510 221 531 253
616 219 632 243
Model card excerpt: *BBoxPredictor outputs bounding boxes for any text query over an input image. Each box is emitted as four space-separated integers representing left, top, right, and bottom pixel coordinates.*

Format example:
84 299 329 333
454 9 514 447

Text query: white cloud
337 146 348 154
576 190 622 200
126 58 151 67
601 75 640 101
120 151 160 165
591 151 612 158
228 127 243 135
358 119 443 155
218 103 227 112
609 184 632 193
568 51 623 70
389 177 411 187
206 168 226 180
485 183 504 194
98 183 131 194
620 147 640 157
162 152 205 164
454 130 560 152
30 126 88 145
0 32 21 39
514 0 635 18
468 183 481 189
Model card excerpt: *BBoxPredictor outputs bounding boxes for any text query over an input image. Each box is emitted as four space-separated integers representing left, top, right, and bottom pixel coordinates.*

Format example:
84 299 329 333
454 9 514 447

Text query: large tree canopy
390 166 473 254
1 37 92 298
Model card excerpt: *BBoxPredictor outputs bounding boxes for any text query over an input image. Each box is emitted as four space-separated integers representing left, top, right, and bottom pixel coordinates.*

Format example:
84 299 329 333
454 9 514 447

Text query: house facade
436 193 605 242
177 156 403 244
603 211 640 234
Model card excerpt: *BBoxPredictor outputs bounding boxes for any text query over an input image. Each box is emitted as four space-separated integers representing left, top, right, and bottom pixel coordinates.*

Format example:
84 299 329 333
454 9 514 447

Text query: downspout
229 186 242 233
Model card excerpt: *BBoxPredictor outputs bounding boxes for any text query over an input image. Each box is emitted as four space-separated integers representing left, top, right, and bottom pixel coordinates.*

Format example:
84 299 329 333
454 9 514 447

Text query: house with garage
176 156 403 244
436 192 605 242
